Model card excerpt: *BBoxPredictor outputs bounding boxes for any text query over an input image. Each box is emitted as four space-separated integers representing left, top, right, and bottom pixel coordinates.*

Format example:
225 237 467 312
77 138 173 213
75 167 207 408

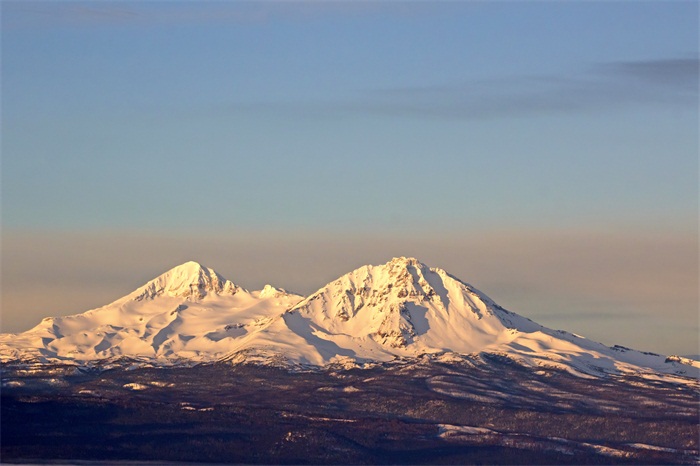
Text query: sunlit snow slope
1 258 697 382
274 258 698 380
0 262 302 363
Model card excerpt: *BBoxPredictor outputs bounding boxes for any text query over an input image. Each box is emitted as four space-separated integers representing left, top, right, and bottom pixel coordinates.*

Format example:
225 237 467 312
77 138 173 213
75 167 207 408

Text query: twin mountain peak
1 257 697 383
129 257 476 310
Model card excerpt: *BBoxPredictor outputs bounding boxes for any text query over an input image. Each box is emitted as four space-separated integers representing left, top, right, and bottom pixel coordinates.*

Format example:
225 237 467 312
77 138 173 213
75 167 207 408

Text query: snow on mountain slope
266 257 699 380
0 262 303 363
1 258 697 383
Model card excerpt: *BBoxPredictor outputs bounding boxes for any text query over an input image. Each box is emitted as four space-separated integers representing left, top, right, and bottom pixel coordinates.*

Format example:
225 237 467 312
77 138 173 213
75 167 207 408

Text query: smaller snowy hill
0 262 302 363
1 258 697 384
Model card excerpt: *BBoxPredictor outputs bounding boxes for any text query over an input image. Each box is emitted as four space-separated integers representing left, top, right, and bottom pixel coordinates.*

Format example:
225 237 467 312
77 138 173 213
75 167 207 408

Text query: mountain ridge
1 257 697 384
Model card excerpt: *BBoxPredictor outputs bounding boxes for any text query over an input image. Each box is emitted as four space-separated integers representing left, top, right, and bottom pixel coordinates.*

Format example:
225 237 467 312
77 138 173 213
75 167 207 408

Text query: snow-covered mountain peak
293 256 466 312
256 284 300 299
286 257 503 351
382 256 435 276
387 256 423 267
128 261 242 300
340 256 461 304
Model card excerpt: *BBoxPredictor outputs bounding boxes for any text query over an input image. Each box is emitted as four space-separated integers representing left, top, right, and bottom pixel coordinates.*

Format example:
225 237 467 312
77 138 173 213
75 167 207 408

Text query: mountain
273 257 698 380
0 261 303 363
1 258 697 383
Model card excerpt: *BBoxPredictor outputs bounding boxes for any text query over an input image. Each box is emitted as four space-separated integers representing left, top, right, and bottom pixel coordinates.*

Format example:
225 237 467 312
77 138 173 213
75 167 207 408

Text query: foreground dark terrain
2 356 698 464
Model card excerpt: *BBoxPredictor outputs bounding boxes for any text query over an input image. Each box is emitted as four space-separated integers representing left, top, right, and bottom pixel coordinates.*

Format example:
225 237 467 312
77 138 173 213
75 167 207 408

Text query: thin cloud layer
228 57 699 120
362 57 699 119
600 58 699 90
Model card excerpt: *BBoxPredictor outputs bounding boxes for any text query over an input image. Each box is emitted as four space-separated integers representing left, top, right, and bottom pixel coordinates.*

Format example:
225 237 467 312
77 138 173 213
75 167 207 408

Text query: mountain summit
128 261 242 300
0 258 697 383
283 256 540 357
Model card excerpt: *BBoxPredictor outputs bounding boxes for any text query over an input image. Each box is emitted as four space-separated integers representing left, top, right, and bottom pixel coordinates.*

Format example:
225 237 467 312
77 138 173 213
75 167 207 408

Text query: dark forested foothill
2 359 698 464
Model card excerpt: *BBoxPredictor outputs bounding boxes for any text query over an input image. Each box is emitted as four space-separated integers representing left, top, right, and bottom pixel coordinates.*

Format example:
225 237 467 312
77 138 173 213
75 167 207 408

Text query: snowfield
1 258 697 384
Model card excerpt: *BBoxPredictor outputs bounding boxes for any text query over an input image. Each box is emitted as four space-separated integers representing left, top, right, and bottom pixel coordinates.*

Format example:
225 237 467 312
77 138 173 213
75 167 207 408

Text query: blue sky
2 1 698 355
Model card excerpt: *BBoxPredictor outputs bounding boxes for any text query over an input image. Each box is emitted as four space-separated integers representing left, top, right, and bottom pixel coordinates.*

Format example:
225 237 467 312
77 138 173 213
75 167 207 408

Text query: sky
1 1 698 357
